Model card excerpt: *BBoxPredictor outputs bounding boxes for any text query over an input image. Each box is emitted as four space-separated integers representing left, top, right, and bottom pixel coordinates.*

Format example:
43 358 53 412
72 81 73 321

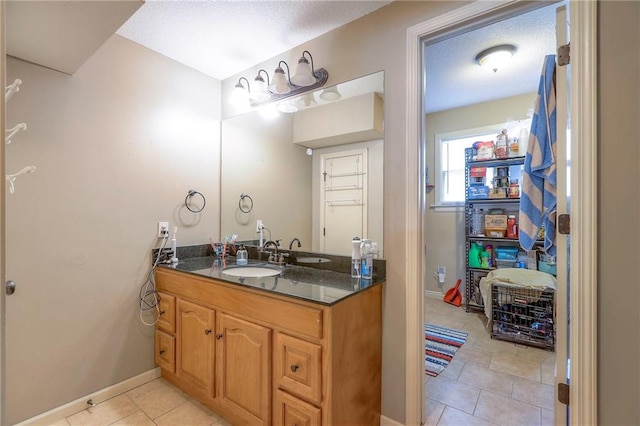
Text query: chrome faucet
262 240 288 265
262 240 279 255
288 237 302 250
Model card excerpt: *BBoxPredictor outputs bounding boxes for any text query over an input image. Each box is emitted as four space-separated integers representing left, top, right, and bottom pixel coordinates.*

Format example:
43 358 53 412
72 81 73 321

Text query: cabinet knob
159 349 165 355
204 329 212 335
216 333 224 340
159 310 165 316
290 364 299 373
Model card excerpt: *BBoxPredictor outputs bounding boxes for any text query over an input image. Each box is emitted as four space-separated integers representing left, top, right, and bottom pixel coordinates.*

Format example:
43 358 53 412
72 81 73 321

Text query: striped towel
519 55 557 256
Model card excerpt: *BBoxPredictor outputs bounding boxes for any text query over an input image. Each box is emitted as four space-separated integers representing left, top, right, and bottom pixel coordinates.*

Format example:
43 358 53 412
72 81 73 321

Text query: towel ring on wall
185 190 206 213
239 193 253 213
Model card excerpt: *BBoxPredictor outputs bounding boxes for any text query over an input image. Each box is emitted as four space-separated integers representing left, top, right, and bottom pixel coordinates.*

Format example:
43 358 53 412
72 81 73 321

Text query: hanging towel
519 55 557 256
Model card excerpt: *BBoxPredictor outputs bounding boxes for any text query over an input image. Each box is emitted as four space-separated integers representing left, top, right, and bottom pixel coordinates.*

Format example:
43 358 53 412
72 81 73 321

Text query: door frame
404 1 597 425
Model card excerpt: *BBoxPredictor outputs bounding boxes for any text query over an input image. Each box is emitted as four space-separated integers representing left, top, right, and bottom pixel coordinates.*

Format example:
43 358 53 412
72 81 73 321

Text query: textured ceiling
117 1 558 112
117 0 392 81
425 4 558 113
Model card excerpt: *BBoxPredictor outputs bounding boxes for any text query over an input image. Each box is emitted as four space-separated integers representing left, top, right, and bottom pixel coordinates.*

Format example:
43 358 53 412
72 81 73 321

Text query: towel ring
185 190 206 213
239 193 253 213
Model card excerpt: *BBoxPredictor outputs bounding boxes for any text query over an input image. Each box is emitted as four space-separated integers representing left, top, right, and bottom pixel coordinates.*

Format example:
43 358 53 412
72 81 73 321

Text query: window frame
433 123 504 209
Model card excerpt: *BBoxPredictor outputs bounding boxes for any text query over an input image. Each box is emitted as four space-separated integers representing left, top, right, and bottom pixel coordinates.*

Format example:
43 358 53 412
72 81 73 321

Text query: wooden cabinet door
216 312 271 425
275 333 322 404
156 291 175 333
155 330 175 373
274 390 321 426
177 299 215 394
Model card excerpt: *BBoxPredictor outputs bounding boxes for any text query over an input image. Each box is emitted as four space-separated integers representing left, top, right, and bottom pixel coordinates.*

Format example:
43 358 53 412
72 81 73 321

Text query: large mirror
221 71 384 257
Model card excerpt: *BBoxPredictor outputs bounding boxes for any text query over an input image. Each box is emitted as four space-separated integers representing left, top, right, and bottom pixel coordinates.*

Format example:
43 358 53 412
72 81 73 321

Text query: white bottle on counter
351 237 361 278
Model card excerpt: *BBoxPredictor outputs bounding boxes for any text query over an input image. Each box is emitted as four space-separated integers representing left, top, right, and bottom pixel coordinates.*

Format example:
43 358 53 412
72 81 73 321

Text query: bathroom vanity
154 258 383 425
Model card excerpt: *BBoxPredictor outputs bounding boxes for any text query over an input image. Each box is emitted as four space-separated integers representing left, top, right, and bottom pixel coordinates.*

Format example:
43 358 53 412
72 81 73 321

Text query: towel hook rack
5 122 27 144
6 165 36 194
5 79 22 101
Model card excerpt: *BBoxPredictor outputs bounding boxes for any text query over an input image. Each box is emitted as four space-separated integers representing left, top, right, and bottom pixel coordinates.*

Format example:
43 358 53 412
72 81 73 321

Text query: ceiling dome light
475 44 517 73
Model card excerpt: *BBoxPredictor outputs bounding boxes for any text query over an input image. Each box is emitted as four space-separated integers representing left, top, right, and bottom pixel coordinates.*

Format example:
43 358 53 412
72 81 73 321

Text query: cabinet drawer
155 330 175 373
157 291 176 333
275 333 322 405
274 390 321 426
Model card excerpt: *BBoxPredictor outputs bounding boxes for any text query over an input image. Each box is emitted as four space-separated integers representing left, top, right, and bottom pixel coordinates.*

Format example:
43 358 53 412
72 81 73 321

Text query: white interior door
554 5 570 425
320 149 368 255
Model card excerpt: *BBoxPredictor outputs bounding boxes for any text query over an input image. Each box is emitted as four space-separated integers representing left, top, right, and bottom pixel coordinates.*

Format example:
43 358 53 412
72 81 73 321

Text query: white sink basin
222 266 281 278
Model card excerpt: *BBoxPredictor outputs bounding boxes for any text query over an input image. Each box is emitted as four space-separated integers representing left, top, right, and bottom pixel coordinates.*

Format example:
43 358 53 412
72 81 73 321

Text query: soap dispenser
236 244 248 265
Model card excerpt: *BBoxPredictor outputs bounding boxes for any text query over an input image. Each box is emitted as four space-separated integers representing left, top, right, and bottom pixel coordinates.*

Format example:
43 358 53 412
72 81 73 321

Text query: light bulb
291 56 315 86
270 67 291 94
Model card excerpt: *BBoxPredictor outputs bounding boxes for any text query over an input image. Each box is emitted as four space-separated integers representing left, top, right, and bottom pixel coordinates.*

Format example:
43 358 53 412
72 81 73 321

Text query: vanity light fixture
291 50 317 86
475 44 517 73
231 50 329 108
251 69 271 102
319 86 341 101
295 93 317 108
270 61 292 94
228 77 251 107
277 99 298 113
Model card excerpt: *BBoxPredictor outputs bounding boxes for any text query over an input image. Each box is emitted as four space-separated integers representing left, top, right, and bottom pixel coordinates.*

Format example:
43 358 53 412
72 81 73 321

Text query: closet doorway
420 2 571 425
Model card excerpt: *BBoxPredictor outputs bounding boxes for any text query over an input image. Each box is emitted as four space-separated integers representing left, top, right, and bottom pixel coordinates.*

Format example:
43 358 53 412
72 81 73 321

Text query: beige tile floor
51 297 555 426
425 296 557 426
54 379 231 426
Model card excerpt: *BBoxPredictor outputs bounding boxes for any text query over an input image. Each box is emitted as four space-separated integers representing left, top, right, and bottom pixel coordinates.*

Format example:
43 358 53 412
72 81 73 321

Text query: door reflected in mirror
221 71 384 257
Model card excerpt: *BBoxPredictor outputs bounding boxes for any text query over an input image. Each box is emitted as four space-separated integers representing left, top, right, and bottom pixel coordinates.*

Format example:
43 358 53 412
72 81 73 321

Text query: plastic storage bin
495 259 516 269
495 246 519 260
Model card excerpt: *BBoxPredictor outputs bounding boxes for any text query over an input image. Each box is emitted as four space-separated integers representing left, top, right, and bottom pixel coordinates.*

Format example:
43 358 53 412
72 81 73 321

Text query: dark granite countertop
155 245 385 306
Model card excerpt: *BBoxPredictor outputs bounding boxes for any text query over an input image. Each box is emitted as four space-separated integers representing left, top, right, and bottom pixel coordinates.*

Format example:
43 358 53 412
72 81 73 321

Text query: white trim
569 1 598 424
405 17 424 426
380 414 405 426
434 124 504 206
424 290 443 300
406 2 521 424
14 368 161 426
407 1 597 425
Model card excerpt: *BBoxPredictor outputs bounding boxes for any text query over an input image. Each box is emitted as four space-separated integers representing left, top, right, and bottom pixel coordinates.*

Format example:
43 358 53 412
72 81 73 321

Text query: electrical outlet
157 222 169 238
437 266 446 284
256 219 264 232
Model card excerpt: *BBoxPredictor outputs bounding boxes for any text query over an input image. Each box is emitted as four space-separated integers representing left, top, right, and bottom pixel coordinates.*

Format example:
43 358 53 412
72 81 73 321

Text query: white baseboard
380 414 406 426
424 289 443 299
15 368 161 426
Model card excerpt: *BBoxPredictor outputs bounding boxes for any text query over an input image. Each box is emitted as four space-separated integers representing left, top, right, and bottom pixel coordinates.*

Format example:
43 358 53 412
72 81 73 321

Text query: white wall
598 2 640 424
5 35 221 423
424 93 535 295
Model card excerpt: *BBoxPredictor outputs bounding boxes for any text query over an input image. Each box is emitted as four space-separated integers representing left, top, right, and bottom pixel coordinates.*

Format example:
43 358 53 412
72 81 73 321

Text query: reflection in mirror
221 71 384 257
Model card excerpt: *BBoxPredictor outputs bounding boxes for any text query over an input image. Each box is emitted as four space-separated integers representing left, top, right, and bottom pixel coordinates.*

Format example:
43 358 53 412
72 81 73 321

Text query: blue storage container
495 246 519 260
